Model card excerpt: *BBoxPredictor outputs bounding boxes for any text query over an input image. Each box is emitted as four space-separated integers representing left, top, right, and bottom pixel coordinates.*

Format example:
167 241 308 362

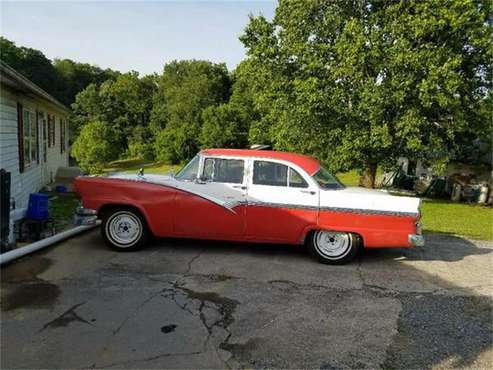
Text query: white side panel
320 187 420 215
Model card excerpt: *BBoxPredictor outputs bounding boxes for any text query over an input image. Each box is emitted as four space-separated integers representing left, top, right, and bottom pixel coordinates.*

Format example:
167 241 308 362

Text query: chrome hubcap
108 212 141 246
314 231 351 259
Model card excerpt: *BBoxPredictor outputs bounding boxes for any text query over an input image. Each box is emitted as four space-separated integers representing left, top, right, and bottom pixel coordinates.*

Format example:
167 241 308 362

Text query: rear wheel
101 207 149 251
308 230 359 264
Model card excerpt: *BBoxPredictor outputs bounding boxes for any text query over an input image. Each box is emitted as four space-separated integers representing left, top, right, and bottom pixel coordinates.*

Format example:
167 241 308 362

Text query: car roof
200 148 321 176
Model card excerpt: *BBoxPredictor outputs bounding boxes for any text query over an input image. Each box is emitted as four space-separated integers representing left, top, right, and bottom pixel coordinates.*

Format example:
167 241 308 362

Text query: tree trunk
359 163 377 188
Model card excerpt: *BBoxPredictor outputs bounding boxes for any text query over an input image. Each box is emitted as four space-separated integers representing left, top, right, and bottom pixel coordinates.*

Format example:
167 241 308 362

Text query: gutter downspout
0 222 100 265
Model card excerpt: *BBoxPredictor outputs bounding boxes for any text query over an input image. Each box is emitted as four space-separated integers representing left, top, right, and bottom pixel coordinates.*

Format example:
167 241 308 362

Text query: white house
0 61 70 210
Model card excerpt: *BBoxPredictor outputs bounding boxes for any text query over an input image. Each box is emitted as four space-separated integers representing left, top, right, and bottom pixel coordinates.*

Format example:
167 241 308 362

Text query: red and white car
74 149 424 264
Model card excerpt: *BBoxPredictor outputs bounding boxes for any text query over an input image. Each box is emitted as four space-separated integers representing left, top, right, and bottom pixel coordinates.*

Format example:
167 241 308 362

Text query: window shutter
17 103 24 173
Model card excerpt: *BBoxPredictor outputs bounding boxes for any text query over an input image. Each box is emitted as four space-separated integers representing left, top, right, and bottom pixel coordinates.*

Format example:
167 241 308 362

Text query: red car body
74 149 422 250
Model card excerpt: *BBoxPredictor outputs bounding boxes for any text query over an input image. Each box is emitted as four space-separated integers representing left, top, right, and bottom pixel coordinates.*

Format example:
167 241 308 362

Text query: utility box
0 169 11 252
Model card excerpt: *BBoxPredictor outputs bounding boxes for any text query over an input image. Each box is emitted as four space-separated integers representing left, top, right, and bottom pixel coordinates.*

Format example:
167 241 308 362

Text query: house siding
0 86 69 209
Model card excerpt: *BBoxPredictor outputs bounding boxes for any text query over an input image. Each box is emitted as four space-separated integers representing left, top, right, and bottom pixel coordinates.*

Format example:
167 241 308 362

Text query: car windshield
312 167 345 190
175 155 199 181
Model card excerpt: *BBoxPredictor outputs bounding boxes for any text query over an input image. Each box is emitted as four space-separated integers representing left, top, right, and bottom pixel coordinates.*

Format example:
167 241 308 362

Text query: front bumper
74 207 98 226
408 234 425 247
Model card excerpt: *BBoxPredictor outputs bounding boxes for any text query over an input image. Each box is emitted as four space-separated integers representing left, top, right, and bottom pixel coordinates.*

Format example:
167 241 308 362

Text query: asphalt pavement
1 230 492 369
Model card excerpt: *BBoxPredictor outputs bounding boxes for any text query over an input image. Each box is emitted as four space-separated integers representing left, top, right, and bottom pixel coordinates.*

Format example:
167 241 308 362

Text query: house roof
200 148 321 175
0 61 69 113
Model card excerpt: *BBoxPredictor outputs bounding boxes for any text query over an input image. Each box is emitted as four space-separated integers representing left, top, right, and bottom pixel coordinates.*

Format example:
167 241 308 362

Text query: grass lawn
102 159 492 241
336 170 492 240
420 199 492 241
104 158 181 175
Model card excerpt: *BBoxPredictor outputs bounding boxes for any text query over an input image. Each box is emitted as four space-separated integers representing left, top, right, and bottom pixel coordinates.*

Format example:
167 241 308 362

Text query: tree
53 58 119 105
0 38 119 107
240 0 492 187
71 121 120 174
0 37 63 100
151 60 231 163
71 72 156 155
200 104 249 148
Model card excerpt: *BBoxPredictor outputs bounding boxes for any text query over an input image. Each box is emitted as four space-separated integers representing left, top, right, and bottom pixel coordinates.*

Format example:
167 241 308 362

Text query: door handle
233 185 247 190
300 190 316 195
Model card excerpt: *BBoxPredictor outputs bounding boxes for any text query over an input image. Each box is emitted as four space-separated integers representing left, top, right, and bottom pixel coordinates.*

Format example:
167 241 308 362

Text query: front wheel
308 230 360 264
101 208 149 251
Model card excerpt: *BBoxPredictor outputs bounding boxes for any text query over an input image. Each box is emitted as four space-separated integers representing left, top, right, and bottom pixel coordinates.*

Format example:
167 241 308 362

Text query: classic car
74 149 424 264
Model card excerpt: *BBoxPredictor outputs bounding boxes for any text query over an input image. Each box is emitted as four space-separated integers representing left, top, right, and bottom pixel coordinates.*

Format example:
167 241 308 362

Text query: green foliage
240 0 492 187
1 37 63 101
71 72 156 155
151 60 231 163
200 104 249 148
53 58 119 105
71 121 120 174
1 37 119 106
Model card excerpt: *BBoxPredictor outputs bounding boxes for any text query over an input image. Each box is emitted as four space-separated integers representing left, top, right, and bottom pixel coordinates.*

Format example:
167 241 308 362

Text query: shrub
71 121 120 174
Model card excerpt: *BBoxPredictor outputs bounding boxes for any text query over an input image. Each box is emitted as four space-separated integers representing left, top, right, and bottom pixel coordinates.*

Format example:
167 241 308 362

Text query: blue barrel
27 193 49 220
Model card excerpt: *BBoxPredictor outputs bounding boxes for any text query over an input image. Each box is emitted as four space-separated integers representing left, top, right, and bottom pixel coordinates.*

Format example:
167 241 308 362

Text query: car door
245 160 319 243
173 156 247 239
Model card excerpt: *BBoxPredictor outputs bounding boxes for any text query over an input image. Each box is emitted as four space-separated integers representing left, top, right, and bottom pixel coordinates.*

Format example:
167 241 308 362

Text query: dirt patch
1 282 60 311
1 257 52 283
1 257 59 311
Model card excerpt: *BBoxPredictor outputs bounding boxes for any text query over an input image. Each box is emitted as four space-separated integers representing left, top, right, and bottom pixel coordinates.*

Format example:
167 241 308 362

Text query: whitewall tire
101 208 149 251
309 230 359 264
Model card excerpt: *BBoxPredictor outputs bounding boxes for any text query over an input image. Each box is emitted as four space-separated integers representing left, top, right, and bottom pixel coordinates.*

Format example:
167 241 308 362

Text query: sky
0 0 276 75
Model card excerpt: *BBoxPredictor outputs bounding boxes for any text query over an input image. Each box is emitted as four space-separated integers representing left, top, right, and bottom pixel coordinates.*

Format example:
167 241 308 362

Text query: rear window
289 168 308 188
253 161 288 187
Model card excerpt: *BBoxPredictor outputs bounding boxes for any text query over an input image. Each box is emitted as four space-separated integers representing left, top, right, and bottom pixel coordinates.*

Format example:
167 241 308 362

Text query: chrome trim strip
319 206 419 218
246 201 417 217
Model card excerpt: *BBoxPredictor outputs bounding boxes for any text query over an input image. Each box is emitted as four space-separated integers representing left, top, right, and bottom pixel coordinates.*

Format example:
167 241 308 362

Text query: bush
71 121 121 173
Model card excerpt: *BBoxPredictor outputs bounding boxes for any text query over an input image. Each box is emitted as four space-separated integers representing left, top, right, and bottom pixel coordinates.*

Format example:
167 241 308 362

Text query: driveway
1 230 492 369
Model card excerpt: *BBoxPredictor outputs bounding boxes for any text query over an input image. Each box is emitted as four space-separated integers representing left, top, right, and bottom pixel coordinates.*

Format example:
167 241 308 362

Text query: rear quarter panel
318 210 417 248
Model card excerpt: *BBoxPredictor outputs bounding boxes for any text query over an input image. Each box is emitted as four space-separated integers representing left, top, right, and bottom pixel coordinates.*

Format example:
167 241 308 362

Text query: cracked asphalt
1 230 492 369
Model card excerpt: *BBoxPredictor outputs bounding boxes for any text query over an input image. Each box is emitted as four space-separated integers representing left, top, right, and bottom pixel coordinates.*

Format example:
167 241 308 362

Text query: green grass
420 199 493 241
336 169 492 240
104 158 181 175
336 170 360 187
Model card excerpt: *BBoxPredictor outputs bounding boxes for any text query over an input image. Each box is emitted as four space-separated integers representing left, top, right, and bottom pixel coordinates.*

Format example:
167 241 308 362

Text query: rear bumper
74 207 98 226
408 234 425 247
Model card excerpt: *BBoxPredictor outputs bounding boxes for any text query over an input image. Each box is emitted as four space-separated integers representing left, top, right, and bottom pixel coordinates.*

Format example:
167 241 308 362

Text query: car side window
253 161 288 187
202 158 244 184
288 168 308 188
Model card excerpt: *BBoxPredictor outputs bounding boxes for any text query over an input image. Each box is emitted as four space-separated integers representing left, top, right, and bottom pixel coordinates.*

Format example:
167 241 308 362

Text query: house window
60 118 66 153
47 114 56 147
41 113 47 162
22 109 37 166
47 115 52 147
51 115 56 147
